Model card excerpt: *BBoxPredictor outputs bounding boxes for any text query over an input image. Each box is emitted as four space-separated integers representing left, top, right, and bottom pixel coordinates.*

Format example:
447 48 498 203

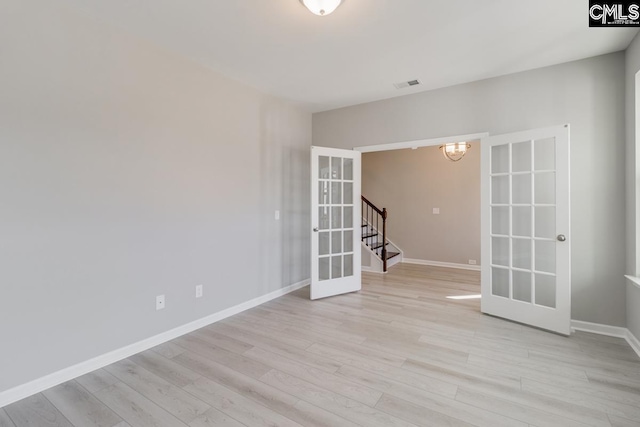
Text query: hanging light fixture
440 142 471 162
299 0 343 16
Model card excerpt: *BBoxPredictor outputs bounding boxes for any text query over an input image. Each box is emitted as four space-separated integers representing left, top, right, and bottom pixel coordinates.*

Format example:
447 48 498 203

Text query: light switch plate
156 295 165 310
433 208 440 215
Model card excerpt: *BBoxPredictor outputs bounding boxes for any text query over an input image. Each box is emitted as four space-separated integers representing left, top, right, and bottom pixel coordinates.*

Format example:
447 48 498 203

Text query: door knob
313 227 319 232
557 234 566 242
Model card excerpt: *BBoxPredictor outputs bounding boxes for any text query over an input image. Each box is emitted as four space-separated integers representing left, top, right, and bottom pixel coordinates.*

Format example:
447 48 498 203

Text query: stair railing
361 196 388 271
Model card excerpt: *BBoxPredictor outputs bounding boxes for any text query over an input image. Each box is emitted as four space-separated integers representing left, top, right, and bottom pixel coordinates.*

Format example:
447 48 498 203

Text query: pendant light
299 0 343 16
440 142 471 162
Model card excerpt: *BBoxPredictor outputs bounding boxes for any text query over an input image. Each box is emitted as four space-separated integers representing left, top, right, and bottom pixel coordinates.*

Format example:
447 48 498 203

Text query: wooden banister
361 195 384 215
361 196 391 272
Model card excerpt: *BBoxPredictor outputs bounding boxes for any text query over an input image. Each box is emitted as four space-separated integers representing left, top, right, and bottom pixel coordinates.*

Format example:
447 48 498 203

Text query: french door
481 125 571 335
310 146 361 300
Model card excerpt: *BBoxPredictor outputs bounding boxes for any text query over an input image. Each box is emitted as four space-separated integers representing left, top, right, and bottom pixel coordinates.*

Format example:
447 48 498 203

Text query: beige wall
314 52 627 327
362 144 480 265
0 1 310 395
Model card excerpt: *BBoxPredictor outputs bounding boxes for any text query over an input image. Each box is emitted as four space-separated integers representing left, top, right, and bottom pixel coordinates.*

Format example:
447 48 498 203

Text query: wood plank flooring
2 263 640 426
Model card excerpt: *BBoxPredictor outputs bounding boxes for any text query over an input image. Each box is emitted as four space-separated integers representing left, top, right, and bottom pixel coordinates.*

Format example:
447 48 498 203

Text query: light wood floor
2 264 640 427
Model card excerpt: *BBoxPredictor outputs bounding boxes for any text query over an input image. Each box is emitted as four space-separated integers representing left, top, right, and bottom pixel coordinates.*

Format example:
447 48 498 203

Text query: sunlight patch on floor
446 294 481 300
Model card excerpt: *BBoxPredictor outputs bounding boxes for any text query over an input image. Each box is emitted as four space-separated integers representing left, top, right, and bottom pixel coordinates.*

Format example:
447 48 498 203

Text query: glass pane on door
512 174 531 204
492 267 509 297
492 176 509 204
512 238 531 270
483 126 569 335
535 273 556 308
492 206 509 235
491 144 509 173
315 152 357 282
492 237 509 267
512 207 532 237
535 207 555 238
513 271 532 303
319 156 330 179
512 141 531 172
489 136 559 308
534 138 555 170
319 232 330 256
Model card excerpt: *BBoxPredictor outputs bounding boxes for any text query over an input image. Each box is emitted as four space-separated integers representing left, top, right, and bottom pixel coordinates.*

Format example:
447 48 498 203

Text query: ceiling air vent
394 79 421 89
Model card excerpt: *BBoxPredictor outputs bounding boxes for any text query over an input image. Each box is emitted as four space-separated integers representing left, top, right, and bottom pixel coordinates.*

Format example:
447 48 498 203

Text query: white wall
0 1 310 394
314 53 627 327
626 32 640 339
362 145 480 265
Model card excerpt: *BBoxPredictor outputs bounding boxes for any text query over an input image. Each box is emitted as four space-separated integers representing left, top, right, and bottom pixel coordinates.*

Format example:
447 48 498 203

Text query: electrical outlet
156 295 165 310
469 259 477 265
195 284 203 298
275 210 280 220
433 208 440 215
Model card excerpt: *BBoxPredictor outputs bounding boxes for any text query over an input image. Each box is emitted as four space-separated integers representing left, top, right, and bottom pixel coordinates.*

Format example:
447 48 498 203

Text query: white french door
481 125 571 335
310 146 361 300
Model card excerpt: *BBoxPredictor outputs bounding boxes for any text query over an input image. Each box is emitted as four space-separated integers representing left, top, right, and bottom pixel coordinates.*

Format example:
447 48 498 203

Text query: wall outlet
468 259 477 265
156 295 165 310
275 210 280 220
432 208 440 215
195 284 203 298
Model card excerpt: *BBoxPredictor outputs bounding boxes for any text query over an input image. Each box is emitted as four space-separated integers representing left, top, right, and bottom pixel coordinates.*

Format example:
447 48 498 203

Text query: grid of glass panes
318 156 355 281
490 138 557 308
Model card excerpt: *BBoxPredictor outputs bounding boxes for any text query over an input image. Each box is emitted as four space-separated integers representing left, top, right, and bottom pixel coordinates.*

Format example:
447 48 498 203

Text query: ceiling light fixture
439 142 471 162
299 0 343 16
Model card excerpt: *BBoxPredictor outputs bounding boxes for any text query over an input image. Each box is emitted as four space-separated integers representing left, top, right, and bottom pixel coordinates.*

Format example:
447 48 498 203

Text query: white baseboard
626 329 640 357
0 279 310 408
361 265 383 273
625 275 640 290
571 320 640 359
402 258 481 271
570 320 628 338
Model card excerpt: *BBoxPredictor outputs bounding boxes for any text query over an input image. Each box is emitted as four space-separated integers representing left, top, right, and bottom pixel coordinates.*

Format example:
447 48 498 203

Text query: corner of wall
625 31 640 339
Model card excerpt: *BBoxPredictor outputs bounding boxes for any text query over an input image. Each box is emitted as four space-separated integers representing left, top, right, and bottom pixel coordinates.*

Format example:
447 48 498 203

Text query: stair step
385 252 400 260
370 242 387 250
362 233 378 239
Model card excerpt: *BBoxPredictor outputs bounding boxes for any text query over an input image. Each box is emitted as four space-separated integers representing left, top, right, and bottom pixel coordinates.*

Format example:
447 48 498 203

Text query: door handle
313 227 319 232
557 234 566 242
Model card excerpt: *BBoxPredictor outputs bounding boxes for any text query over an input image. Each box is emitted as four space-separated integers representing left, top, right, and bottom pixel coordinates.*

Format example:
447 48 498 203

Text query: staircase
361 196 402 272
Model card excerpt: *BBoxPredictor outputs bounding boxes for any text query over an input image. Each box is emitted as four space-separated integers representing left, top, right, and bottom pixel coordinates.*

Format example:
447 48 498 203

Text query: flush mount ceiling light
299 0 343 16
440 142 471 162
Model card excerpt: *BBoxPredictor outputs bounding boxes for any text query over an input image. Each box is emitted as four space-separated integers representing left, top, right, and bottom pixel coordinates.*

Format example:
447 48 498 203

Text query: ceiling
63 0 638 112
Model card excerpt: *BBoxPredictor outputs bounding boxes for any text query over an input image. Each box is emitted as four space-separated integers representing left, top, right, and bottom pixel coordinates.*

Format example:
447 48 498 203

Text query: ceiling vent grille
394 79 421 89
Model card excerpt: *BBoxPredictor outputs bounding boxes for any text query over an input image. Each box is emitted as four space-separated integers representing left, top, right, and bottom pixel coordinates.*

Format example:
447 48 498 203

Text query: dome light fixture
299 0 343 16
440 142 471 162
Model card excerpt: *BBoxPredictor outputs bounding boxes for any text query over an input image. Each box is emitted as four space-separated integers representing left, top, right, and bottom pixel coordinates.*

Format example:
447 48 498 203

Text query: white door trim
354 132 489 153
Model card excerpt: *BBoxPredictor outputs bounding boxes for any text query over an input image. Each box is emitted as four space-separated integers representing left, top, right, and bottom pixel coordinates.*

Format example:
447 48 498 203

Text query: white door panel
481 125 571 335
311 146 361 300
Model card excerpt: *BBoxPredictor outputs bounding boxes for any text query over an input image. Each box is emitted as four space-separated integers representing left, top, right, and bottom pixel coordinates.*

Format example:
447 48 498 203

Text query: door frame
353 128 572 305
353 132 489 272
353 132 489 153
349 127 572 336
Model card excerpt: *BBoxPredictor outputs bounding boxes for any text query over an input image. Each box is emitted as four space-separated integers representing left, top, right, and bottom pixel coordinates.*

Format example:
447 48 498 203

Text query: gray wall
314 53 627 327
0 1 310 394
626 33 640 339
362 145 480 265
